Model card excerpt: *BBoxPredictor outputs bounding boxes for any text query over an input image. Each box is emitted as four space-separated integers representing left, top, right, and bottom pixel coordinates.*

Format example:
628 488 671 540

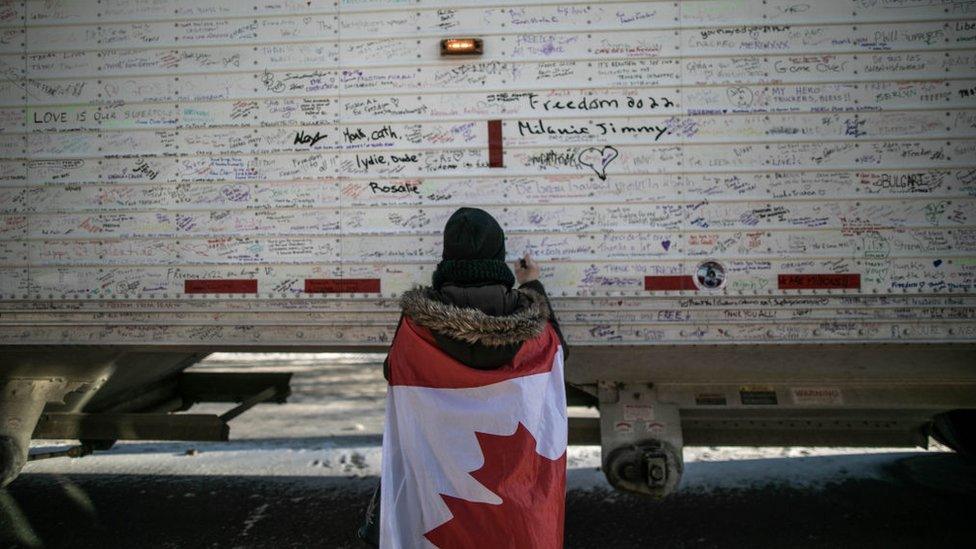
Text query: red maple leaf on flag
424 423 567 549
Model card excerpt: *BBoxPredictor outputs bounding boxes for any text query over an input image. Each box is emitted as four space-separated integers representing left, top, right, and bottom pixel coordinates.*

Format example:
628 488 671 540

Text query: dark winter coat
361 279 568 545
383 279 568 378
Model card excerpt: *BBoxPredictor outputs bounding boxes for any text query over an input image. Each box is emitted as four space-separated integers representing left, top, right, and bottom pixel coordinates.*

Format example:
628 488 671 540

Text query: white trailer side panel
1 0 975 346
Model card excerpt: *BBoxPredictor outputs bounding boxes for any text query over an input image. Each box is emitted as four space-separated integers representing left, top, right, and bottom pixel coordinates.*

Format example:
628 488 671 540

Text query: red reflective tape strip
644 275 697 291
184 279 257 294
778 274 861 290
487 119 503 168
304 278 381 293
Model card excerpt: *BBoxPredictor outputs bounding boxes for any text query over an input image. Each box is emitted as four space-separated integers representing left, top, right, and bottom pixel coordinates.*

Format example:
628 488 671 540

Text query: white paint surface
0 1 974 345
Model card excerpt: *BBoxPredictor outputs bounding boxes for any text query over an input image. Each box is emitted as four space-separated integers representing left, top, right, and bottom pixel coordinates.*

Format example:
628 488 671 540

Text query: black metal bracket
30 372 293 447
179 371 292 406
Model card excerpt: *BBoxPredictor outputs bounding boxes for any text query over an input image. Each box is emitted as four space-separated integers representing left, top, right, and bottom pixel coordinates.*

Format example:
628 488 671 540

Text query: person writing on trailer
360 207 569 548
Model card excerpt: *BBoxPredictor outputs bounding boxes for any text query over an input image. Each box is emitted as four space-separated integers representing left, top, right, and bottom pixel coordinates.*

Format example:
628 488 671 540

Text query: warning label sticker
791 387 843 405
739 386 778 405
695 393 728 406
623 404 654 421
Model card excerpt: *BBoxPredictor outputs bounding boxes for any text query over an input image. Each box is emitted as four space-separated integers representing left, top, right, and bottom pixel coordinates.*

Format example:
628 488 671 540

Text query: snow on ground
25 352 948 493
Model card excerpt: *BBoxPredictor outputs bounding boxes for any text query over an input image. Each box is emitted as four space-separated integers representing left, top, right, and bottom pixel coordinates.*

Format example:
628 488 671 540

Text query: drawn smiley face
726 86 754 108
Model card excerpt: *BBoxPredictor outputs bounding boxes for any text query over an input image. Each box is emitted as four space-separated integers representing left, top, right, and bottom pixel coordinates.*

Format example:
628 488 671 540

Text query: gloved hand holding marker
514 253 540 285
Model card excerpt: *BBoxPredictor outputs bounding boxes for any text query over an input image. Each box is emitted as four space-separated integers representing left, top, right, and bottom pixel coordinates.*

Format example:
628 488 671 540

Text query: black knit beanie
432 208 515 289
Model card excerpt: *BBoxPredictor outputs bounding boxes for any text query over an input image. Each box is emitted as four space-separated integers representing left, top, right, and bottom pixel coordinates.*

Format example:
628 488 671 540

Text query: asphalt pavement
2 452 974 548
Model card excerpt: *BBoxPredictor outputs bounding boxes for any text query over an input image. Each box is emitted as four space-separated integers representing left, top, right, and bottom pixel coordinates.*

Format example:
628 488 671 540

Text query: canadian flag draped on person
381 296 566 548
357 208 569 548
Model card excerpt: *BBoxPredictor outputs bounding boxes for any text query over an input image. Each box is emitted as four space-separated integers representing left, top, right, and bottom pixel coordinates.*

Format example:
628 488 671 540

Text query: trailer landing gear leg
598 381 684 497
0 378 87 487
0 435 21 488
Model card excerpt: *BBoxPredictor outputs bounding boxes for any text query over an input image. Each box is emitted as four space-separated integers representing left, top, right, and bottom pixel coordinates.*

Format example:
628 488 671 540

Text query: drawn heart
578 146 619 180
661 239 671 251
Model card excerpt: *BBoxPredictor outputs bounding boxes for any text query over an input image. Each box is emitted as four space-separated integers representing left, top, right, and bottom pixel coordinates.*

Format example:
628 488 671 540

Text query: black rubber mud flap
932 410 976 459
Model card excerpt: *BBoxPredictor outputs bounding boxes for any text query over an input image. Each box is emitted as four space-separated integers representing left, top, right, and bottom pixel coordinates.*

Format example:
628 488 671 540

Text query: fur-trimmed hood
399 286 550 347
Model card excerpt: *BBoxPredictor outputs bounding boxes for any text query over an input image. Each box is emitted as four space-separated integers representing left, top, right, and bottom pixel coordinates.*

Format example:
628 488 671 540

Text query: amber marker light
440 38 483 56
